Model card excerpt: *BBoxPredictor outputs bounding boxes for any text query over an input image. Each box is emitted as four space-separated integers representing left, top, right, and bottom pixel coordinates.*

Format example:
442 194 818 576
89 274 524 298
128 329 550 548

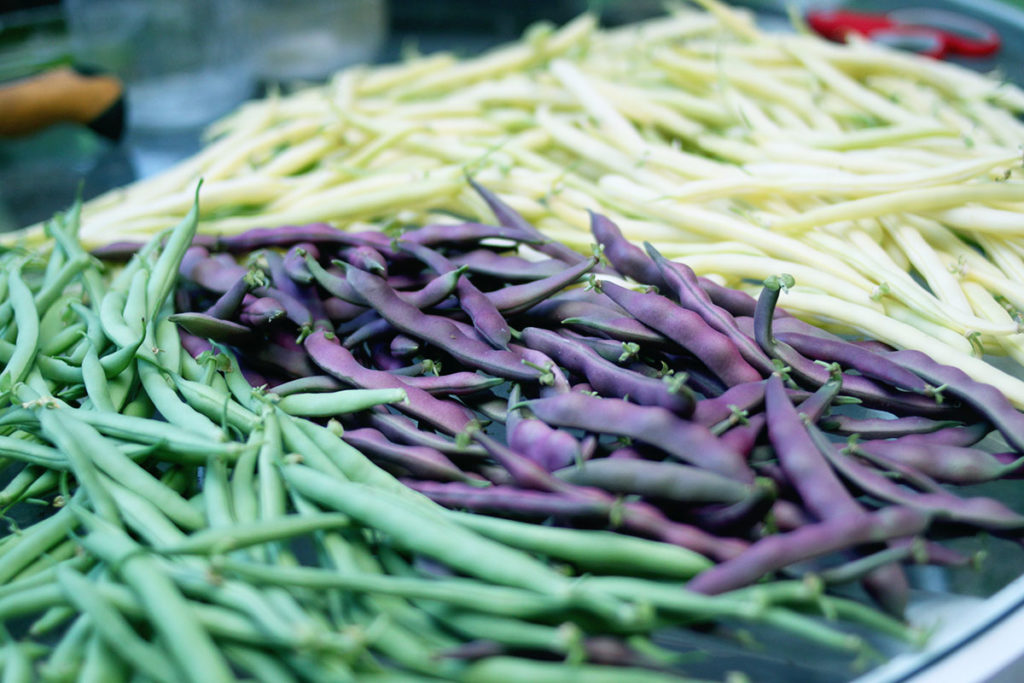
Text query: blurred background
0 0 1022 232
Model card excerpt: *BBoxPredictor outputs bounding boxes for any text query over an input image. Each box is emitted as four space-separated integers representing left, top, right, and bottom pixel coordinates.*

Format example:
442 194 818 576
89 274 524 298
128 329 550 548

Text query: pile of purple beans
98 181 1024 617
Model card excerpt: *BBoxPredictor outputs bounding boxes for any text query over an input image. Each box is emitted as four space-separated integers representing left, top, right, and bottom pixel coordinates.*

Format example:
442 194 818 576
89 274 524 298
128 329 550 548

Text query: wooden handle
0 67 123 138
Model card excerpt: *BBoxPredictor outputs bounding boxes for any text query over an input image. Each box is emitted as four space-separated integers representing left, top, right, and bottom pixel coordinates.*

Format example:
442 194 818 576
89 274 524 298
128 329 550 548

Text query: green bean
93 579 298 648
73 509 235 683
0 263 40 394
277 388 407 418
33 252 94 315
426 605 580 653
258 408 287 523
37 410 121 525
70 302 107 355
203 454 236 530
585 577 865 653
218 559 568 619
121 269 148 339
46 200 105 309
1 641 35 683
16 537 77 582
38 613 91 682
81 347 115 413
37 296 79 354
0 435 66 469
39 322 86 357
0 554 92 601
292 418 429 505
276 410 347 479
461 657 706 683
146 188 200 319
97 337 143 379
0 464 39 507
64 408 234 460
222 645 299 683
281 464 636 625
154 316 182 375
0 581 64 622
105 478 187 548
231 428 262 525
162 513 351 556
57 566 178 683
28 603 76 637
447 511 712 579
17 467 60 503
137 360 226 443
78 633 127 683
98 291 137 350
171 375 260 434
210 343 260 412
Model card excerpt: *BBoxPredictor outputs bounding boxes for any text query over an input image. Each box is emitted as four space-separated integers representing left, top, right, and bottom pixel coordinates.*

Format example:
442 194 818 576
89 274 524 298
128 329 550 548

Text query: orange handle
0 67 123 138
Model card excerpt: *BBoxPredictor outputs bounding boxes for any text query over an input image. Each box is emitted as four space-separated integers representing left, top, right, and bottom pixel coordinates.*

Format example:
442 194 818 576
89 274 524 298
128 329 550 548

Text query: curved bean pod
525 392 753 483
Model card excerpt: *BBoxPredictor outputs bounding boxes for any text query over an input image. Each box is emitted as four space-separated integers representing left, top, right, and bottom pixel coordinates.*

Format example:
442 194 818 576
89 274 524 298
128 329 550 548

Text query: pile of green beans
0 200 921 680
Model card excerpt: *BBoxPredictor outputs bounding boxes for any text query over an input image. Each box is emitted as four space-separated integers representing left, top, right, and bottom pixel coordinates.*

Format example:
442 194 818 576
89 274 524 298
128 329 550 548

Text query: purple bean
340 428 480 483
553 458 755 505
770 500 811 532
886 348 1024 453
522 326 694 415
188 256 248 292
405 480 618 519
340 245 388 276
323 296 367 322
647 243 775 375
214 223 395 254
698 277 783 319
524 392 754 483
753 277 958 417
252 333 319 378
764 373 863 520
367 411 488 458
684 477 777 536
777 331 932 395
251 285 314 330
344 266 537 381
394 371 504 396
469 178 590 266
167 312 253 342
342 315 392 349
506 419 582 472
484 257 598 316
179 331 214 359
238 297 286 327
687 506 932 594
505 386 582 471
523 299 666 345
389 334 421 359
601 281 762 387
92 239 148 261
589 211 665 287
691 380 767 428
717 414 766 458
204 268 267 320
852 440 1024 486
283 243 318 284
179 246 210 279
818 414 966 439
450 250 566 281
305 330 476 434
807 424 1024 530
401 221 543 246
397 242 511 349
